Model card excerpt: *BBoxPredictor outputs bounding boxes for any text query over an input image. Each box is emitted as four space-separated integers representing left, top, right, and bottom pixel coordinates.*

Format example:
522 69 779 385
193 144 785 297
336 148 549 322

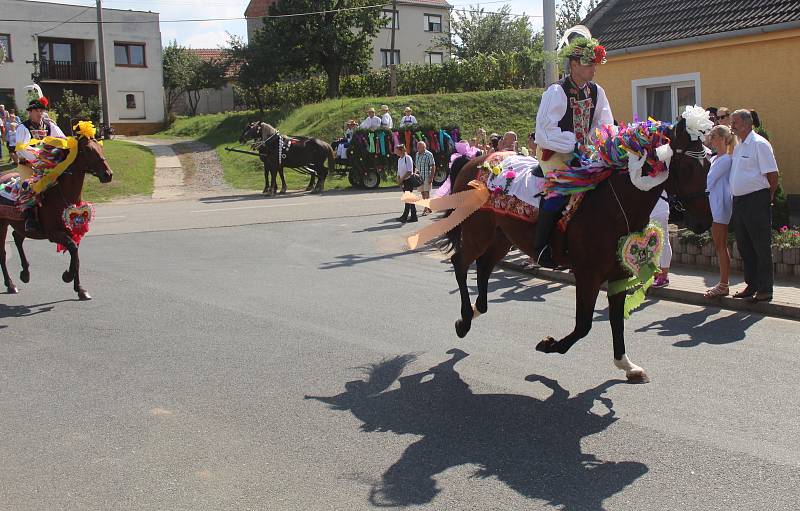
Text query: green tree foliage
556 0 599 37
53 90 101 133
442 5 538 59
163 41 199 114
250 0 388 98
184 59 227 117
226 35 282 114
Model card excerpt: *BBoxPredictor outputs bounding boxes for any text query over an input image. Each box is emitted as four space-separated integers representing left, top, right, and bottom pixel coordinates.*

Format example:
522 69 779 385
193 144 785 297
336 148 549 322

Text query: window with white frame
424 13 442 32
426 52 444 65
0 34 11 62
382 9 399 29
631 73 701 123
380 49 400 67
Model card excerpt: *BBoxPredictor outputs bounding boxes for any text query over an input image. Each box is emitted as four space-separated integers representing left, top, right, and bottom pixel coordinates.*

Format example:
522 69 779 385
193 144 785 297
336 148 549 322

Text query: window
425 52 444 65
380 49 400 67
632 73 701 123
382 9 399 29
119 91 145 119
424 13 442 32
125 94 136 109
0 34 11 62
114 42 146 67
39 40 74 62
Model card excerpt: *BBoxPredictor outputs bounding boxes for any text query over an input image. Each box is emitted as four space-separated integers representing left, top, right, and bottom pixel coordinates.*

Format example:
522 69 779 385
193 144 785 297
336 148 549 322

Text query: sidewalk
119 138 185 200
500 249 800 321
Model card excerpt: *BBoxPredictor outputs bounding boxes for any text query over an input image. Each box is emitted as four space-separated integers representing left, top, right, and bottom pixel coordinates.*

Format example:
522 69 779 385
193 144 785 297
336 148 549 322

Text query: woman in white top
649 192 672 288
704 125 736 298
395 144 418 223
400 107 417 126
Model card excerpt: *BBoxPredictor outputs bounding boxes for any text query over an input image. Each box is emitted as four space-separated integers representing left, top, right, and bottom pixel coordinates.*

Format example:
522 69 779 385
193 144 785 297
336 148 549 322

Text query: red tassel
40 96 49 108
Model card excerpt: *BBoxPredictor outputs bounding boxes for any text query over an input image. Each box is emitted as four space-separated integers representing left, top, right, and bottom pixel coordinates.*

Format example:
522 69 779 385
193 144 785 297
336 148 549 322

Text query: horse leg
306 167 316 192
0 224 18 294
452 250 476 338
536 269 603 354
452 217 495 338
12 230 30 284
262 160 270 194
279 165 288 194
474 234 513 316
58 237 90 301
608 290 650 383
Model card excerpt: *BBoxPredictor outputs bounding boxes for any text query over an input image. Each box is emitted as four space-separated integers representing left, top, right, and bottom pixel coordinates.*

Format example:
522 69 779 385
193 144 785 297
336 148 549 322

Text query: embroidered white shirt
360 115 382 130
534 81 613 154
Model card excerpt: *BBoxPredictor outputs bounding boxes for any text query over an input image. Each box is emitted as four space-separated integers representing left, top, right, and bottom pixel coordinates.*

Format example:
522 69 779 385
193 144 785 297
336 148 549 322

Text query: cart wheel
362 170 380 189
433 167 448 186
348 169 363 187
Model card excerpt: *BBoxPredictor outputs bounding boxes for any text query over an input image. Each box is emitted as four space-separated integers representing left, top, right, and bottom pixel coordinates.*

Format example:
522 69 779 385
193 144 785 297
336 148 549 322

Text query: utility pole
543 0 557 86
96 0 111 138
389 0 397 96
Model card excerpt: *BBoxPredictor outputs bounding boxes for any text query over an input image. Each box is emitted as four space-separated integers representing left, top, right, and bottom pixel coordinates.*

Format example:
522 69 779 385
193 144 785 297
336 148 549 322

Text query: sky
27 0 545 49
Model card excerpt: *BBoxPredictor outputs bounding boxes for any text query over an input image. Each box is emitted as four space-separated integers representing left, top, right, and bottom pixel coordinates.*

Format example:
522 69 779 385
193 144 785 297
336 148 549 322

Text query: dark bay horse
0 136 113 300
239 122 334 195
442 119 712 383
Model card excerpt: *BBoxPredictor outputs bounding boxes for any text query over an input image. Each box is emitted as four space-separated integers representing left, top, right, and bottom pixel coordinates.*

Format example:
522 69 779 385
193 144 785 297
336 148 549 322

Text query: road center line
191 202 305 213
95 215 127 220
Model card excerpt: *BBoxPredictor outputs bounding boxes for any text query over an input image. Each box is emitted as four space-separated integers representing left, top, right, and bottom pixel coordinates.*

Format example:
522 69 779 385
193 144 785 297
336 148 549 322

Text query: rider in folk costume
14 95 67 233
533 36 613 268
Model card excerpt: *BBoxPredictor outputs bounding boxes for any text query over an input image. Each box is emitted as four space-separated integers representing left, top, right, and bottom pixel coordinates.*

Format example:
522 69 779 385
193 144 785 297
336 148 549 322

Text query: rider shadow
319 251 412 270
199 192 309 204
307 349 648 509
636 307 762 347
352 218 406 234
0 300 69 324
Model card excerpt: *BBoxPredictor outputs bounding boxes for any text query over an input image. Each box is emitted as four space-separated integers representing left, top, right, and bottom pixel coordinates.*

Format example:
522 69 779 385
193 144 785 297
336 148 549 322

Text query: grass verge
83 140 155 202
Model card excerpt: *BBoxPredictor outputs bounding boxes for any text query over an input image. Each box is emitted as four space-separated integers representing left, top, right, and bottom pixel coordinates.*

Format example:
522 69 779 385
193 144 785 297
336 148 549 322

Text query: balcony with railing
40 60 98 81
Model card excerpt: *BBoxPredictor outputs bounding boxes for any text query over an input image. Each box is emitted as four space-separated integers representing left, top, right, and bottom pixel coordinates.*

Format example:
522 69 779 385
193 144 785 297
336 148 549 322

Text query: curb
498 255 800 322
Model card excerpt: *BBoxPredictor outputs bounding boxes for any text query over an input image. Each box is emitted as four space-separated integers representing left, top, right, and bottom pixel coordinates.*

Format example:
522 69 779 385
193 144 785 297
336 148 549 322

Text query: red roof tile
188 49 237 79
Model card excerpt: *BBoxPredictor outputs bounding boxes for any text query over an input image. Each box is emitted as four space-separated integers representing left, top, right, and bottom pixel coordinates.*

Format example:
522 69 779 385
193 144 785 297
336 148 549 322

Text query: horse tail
326 144 335 179
435 220 461 254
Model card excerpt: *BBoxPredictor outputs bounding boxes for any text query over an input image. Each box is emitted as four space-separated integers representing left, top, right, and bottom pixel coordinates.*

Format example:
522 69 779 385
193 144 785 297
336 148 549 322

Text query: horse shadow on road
0 300 71 327
635 307 763 347
306 349 647 509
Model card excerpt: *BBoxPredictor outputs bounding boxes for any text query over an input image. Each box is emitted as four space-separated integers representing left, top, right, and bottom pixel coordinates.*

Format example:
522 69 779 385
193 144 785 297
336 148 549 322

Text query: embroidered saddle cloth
476 151 545 223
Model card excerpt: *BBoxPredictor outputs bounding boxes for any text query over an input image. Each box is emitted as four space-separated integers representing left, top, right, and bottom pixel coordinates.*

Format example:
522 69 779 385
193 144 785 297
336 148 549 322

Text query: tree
226 35 281 113
162 41 199 114
441 5 536 59
251 0 388 98
184 58 227 116
53 90 101 133
556 0 599 38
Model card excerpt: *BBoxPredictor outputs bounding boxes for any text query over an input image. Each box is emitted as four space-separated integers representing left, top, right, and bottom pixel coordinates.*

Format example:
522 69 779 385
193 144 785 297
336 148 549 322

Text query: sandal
704 282 729 298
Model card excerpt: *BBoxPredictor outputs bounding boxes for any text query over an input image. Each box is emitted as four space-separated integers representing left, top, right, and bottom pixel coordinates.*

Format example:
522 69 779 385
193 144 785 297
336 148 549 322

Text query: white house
0 0 165 135
244 0 451 69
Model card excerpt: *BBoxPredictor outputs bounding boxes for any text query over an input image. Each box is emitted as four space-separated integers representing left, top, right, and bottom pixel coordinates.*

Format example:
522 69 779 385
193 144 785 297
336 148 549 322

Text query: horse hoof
455 319 470 338
78 290 92 301
62 271 74 283
7 285 18 294
626 370 650 384
20 270 30 283
279 189 287 195
535 336 559 353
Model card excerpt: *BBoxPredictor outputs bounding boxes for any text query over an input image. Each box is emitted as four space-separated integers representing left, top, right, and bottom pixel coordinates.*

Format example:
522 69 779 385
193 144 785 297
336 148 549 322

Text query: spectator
707 106 719 125
336 119 357 160
489 133 501 153
730 109 779 302
0 104 6 160
704 124 736 298
360 108 381 130
649 193 672 288
414 141 436 215
6 121 18 165
498 131 518 152
716 107 731 127
395 144 418 223
400 107 417 126
380 105 393 129
475 128 488 151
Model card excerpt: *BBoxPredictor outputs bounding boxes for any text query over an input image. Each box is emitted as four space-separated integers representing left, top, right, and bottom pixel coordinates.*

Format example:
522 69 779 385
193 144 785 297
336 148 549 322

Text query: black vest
22 119 52 140
556 77 598 146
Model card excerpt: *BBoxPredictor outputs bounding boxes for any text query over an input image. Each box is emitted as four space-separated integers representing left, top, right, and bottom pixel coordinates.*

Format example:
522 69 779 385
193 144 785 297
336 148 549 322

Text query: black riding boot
24 208 40 235
532 208 562 269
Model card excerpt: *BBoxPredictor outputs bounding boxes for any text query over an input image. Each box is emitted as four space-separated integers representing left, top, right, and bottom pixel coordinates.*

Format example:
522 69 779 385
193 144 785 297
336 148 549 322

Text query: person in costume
532 36 613 268
336 119 357 160
14 95 67 233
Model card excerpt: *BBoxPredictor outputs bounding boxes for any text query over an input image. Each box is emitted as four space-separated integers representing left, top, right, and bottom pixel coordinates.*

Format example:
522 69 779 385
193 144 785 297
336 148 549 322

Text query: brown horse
239 122 334 195
441 119 712 383
0 136 113 300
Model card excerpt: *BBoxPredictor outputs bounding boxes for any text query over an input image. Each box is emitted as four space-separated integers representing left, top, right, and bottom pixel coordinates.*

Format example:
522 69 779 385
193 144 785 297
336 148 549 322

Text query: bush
774 225 800 249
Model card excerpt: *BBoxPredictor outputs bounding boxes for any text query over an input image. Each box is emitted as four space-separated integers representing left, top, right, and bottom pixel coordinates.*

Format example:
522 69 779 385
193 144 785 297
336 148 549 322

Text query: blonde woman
704 125 736 298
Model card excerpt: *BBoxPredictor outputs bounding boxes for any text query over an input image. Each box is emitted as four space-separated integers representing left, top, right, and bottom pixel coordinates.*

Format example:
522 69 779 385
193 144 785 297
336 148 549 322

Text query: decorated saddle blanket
475 151 544 223
0 138 74 209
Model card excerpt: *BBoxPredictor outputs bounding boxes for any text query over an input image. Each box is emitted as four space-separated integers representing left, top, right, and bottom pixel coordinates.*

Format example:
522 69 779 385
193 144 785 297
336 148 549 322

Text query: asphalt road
2 189 799 510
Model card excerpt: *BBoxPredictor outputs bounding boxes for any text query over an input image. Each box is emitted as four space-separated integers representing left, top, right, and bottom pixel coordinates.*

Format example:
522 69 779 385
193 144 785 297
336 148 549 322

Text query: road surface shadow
319 250 412 270
635 307 762 347
0 300 73 326
352 218 405 233
307 350 647 509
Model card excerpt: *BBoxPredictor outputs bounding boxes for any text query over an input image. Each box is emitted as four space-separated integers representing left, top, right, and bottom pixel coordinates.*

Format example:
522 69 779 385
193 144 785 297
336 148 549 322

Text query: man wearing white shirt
360 108 382 130
380 104 393 129
729 109 779 302
532 37 613 267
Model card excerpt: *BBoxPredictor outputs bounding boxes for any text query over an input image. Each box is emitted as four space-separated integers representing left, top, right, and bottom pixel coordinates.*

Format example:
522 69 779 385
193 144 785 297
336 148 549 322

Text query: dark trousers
732 188 773 293
400 181 417 220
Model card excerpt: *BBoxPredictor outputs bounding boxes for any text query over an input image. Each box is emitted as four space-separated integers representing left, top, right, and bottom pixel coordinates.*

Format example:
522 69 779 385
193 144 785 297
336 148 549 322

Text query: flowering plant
774 225 800 249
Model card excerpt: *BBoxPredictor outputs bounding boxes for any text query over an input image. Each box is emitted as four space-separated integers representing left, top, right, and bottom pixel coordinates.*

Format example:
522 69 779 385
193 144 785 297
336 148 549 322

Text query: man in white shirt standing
532 36 613 268
360 107 382 130
380 104 393 129
729 109 779 302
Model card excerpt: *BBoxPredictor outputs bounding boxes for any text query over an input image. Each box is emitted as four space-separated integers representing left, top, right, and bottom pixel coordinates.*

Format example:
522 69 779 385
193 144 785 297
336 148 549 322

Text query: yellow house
585 0 800 210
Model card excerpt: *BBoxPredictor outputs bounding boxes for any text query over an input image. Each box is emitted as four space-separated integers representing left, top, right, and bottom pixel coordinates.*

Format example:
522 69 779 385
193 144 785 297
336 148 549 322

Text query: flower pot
772 246 783 264
794 264 800 277
783 248 800 265
681 253 694 265
702 244 715 257
687 244 700 255
776 263 791 275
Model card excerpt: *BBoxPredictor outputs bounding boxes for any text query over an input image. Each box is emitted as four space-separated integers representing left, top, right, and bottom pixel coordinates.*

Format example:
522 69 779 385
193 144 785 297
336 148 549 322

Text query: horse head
238 121 261 144
665 118 712 233
75 136 114 183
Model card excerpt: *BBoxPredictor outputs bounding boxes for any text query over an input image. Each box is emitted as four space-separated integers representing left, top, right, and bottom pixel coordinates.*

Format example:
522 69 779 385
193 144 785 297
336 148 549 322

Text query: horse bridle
665 147 709 212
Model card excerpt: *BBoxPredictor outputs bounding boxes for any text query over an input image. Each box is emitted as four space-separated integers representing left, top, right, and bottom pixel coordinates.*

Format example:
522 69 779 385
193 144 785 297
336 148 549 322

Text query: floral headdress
559 37 607 66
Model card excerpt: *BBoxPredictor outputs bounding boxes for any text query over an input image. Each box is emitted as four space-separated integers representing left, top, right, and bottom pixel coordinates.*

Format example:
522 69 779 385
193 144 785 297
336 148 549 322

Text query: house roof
188 49 237 79
244 0 450 18
584 0 800 52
